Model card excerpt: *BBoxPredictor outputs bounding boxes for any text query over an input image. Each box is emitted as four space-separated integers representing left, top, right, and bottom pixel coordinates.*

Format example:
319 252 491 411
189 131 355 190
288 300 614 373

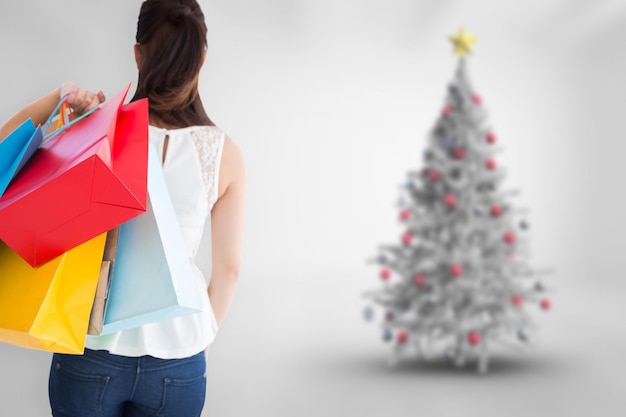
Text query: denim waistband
71 348 205 372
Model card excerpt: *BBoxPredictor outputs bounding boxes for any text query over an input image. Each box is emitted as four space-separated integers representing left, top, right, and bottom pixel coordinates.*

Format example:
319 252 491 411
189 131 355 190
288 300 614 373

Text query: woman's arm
208 135 246 327
0 83 105 142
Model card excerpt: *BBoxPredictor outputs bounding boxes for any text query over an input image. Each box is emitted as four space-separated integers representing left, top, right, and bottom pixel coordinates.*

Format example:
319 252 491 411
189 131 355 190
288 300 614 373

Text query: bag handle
41 93 99 143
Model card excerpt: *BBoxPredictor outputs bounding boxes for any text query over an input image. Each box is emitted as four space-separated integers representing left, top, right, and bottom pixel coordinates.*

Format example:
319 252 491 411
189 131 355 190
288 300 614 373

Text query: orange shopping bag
0 233 106 354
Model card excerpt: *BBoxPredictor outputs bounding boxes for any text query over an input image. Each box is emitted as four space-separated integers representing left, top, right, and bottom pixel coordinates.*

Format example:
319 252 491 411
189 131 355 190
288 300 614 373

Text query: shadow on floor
312 349 570 380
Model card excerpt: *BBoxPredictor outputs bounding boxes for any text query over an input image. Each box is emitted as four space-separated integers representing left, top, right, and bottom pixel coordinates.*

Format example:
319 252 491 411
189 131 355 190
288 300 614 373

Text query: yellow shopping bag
0 233 106 354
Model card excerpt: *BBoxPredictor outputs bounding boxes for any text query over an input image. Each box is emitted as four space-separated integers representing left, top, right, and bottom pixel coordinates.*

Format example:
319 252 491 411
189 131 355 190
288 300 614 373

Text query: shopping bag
0 85 149 267
0 94 97 198
0 233 106 354
98 144 202 335
0 119 43 197
87 227 119 336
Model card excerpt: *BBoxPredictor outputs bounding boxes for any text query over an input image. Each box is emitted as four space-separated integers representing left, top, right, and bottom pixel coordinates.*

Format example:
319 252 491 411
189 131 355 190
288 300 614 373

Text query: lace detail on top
190 127 225 211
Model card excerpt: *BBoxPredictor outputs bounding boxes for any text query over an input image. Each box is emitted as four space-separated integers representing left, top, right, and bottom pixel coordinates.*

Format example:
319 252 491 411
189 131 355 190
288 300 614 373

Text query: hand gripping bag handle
41 93 99 143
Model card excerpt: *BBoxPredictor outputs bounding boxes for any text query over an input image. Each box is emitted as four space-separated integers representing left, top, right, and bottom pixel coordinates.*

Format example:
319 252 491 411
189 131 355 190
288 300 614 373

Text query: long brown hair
131 0 214 127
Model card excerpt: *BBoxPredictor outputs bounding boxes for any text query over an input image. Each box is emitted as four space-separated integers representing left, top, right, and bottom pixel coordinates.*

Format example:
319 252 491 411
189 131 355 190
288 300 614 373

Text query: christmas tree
364 29 552 374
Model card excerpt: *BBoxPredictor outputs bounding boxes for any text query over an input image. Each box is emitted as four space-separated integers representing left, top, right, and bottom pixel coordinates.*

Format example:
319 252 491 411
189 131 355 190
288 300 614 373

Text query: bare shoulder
218 134 246 199
222 135 244 170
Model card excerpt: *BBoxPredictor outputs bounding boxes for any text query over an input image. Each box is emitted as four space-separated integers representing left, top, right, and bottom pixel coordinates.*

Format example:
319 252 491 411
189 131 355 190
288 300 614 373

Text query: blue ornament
363 306 374 321
448 83 457 91
517 330 528 342
424 149 434 160
443 347 455 359
534 281 544 292
442 136 455 151
377 254 387 264
424 293 437 304
520 220 530 230
382 329 393 342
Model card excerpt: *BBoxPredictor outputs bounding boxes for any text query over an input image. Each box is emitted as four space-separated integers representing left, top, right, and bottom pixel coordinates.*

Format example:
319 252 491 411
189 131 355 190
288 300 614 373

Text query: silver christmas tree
364 30 552 374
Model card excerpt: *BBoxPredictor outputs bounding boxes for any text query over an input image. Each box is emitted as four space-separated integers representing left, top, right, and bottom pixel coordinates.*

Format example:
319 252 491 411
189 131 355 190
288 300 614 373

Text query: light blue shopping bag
0 119 43 197
98 144 202 334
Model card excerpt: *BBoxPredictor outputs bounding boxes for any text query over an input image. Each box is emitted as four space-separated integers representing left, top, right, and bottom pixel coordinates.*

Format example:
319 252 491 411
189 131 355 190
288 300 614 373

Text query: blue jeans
49 348 206 417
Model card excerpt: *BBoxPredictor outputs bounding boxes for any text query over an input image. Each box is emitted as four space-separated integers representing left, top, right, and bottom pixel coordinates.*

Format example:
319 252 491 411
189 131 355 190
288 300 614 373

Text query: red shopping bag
0 85 148 267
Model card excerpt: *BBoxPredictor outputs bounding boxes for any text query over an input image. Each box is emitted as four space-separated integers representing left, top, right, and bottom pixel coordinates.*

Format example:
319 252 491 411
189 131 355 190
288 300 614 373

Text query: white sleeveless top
85 125 224 359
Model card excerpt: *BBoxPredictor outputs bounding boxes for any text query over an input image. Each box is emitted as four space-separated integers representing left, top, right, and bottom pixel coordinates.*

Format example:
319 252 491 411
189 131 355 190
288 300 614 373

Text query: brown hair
131 0 214 127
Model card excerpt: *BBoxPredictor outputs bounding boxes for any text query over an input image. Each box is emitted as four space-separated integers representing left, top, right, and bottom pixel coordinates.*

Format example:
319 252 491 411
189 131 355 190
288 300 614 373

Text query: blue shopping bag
98 144 202 334
0 119 43 196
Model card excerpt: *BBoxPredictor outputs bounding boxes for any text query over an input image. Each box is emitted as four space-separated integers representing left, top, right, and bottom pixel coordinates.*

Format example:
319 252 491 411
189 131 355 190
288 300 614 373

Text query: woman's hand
0 84 104 142
60 82 106 116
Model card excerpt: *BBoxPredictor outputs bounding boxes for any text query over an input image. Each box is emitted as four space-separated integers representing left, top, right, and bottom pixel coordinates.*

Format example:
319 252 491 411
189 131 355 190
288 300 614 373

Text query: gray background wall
0 1 624 416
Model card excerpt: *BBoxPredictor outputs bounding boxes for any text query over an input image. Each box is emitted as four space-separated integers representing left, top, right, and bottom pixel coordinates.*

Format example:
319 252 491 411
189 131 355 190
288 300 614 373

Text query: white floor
1 269 624 417
203 269 625 417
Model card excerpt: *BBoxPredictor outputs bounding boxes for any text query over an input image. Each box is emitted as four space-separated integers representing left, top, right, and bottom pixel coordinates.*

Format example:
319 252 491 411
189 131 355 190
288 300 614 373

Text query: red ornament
397 330 409 344
468 331 481 346
442 105 452 116
399 208 411 221
450 263 463 278
428 169 441 182
503 231 516 244
512 295 524 307
485 158 497 170
472 94 482 105
402 231 413 246
380 268 391 280
444 193 457 208
540 298 552 311
453 147 466 160
490 204 502 218
414 273 426 286
486 132 497 144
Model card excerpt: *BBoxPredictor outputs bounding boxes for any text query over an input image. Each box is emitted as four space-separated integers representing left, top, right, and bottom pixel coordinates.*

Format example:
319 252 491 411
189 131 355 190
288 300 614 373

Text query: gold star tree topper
449 28 477 56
